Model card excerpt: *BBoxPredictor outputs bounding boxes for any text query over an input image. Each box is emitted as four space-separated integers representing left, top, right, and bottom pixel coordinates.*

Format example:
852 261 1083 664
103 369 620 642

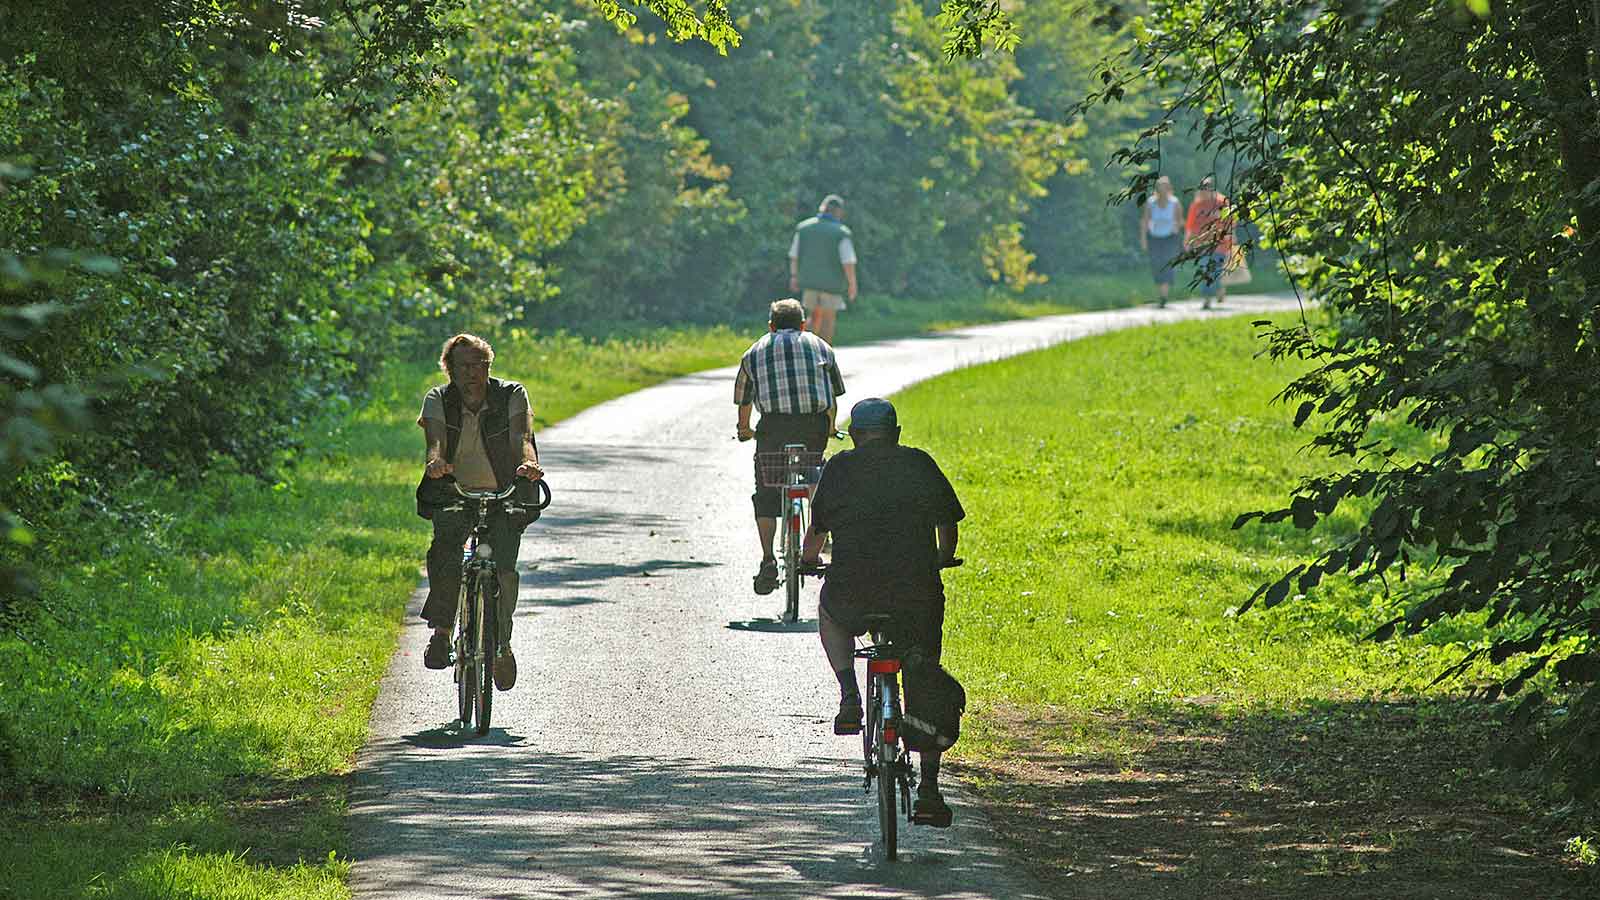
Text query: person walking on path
1140 175 1186 307
800 397 965 828
788 194 859 343
416 333 544 690
1185 175 1236 309
734 298 846 595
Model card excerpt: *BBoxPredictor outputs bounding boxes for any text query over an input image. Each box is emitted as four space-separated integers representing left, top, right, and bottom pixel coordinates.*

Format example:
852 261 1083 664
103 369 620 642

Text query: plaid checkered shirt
733 329 846 414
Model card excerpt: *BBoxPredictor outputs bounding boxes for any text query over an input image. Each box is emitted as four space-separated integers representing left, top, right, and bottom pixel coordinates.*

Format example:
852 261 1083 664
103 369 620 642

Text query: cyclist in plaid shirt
736 298 847 594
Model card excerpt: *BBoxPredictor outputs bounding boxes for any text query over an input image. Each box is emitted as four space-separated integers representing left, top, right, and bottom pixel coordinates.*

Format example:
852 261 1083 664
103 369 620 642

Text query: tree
1089 0 1600 790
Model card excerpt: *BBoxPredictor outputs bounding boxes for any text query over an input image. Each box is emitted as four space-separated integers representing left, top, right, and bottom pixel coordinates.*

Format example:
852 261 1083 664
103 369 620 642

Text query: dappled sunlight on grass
886 314 1591 894
891 317 1493 716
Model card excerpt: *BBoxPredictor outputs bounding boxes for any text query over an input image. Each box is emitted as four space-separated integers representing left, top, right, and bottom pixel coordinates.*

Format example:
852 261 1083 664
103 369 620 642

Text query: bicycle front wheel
456 573 476 728
782 502 802 623
474 573 497 735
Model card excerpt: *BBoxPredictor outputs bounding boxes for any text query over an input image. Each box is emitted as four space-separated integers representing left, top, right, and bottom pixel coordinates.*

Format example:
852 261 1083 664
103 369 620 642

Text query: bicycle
857 611 915 859
439 477 551 735
755 442 826 623
802 557 962 860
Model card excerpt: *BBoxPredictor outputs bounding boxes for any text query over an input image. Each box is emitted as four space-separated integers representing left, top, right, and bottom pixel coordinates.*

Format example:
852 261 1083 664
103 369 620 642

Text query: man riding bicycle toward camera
417 333 543 690
801 397 964 828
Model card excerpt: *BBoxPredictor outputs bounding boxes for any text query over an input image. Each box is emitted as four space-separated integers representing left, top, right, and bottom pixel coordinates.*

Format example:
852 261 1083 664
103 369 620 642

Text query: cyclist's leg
818 588 858 680
819 583 869 733
751 421 783 558
421 511 473 631
486 515 524 645
897 597 955 825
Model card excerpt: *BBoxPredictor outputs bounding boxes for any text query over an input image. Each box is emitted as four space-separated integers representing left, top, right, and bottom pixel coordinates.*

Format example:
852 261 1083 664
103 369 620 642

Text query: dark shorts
819 581 944 660
751 412 829 518
1147 233 1182 285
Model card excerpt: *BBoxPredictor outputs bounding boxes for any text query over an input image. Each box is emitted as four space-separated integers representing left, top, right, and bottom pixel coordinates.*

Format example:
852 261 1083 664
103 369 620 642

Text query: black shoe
833 697 863 735
753 559 779 595
424 632 453 670
912 790 953 828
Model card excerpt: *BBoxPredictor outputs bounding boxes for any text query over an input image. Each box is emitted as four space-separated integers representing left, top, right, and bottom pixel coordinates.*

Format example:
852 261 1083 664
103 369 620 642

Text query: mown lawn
1 276 1170 899
893 315 1598 896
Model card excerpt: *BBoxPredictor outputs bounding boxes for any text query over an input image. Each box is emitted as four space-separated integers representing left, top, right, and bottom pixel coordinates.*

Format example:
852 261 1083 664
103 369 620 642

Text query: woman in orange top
1185 176 1235 308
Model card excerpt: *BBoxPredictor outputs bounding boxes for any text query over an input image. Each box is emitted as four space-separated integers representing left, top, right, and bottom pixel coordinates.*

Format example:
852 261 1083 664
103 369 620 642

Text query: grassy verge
1 271 1181 899
890 316 1596 895
0 325 788 898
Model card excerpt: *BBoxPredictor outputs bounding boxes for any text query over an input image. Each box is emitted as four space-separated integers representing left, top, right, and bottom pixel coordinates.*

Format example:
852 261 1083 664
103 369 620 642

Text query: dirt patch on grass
952 700 1598 899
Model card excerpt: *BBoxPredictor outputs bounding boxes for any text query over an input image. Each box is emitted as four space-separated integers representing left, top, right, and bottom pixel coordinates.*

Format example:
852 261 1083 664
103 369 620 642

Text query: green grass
890 315 1458 721
0 325 790 898
892 314 1594 895
2 271 1206 899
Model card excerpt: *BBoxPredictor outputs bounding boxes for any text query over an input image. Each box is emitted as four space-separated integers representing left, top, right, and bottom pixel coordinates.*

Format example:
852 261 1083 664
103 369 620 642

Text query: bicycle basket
755 449 824 488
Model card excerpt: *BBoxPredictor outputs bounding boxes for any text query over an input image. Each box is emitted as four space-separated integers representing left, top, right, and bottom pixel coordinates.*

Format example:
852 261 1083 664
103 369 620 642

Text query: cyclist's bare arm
937 523 959 565
511 413 543 480
736 402 756 441
801 525 826 563
421 418 453 478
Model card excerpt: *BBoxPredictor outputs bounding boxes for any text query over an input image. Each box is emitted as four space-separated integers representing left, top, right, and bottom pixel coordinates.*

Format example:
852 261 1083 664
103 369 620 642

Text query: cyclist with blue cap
801 396 965 827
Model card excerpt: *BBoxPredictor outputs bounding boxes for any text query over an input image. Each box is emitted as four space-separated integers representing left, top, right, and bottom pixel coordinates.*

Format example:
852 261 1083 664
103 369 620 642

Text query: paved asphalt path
351 295 1305 899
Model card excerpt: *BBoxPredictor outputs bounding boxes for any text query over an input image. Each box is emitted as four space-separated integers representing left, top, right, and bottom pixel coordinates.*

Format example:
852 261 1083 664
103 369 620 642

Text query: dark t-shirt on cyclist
810 442 964 608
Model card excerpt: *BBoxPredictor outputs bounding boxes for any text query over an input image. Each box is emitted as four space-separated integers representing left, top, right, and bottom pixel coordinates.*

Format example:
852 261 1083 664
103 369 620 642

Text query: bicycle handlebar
438 475 553 512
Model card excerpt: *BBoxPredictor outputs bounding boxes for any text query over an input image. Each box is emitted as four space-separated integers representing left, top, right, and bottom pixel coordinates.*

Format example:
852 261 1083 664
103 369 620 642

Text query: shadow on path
353 750 1039 898
726 618 819 634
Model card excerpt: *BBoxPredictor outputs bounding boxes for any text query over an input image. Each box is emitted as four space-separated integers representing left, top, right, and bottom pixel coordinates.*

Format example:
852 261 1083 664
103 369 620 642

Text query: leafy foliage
0 0 1154 621
548 0 1081 321
1090 0 1600 790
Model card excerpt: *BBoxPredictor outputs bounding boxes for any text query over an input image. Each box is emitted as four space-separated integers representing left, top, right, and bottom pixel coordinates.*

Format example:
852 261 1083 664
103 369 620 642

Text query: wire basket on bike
755 449 825 487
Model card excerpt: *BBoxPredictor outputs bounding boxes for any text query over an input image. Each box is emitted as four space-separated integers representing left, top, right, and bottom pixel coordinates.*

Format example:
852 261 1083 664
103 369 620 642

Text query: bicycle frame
440 480 523 735
858 629 916 860
757 442 823 624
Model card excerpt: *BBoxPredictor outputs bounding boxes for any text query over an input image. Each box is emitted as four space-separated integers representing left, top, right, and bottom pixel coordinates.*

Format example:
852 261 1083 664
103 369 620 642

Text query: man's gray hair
769 298 806 330
819 194 845 213
438 333 494 374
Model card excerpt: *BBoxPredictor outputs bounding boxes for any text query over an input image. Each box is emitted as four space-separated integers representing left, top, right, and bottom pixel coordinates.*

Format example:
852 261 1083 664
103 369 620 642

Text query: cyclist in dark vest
787 194 859 344
417 333 543 690
801 397 964 828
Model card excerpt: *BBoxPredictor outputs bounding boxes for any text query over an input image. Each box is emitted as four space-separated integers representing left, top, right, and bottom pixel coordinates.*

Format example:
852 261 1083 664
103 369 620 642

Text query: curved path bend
352 295 1304 899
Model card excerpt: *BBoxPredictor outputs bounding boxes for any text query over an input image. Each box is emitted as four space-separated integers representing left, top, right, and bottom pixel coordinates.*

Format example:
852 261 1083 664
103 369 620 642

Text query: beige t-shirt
419 385 534 491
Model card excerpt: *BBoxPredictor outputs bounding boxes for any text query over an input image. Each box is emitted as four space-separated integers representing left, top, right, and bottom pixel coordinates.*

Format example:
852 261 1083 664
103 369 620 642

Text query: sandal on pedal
833 698 863 735
912 791 953 828
423 632 453 670
753 559 779 596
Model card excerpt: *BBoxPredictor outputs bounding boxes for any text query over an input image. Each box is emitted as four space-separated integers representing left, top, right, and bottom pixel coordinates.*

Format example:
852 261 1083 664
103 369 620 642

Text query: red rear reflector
883 727 897 743
786 487 809 499
868 659 900 674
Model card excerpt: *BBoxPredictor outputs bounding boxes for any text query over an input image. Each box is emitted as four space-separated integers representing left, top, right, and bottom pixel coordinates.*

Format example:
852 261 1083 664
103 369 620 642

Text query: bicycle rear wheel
474 573 497 735
456 573 476 727
863 672 881 765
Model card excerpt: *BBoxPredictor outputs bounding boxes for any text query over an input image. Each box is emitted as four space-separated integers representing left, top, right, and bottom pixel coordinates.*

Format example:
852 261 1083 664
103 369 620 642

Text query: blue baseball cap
849 398 898 430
